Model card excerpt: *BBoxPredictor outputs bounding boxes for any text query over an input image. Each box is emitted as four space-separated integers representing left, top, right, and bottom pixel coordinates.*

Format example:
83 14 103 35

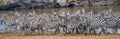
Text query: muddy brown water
1 6 120 14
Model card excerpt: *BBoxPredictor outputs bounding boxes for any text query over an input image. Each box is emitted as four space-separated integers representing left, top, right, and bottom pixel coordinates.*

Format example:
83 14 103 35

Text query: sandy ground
0 33 120 39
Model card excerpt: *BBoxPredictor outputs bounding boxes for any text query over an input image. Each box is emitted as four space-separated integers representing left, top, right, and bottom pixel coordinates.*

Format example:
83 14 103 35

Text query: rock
21 2 31 9
5 2 31 10
0 3 7 11
6 2 21 10
31 3 46 9
68 1 76 7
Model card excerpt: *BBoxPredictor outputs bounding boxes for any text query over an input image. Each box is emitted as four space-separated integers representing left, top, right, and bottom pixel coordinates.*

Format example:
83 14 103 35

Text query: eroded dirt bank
0 33 120 39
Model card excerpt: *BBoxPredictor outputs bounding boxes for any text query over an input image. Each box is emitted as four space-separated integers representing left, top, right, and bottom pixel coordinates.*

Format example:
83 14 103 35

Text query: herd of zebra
0 8 120 35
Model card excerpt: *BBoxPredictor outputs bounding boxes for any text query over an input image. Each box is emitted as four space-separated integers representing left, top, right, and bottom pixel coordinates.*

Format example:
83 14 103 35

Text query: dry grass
0 33 120 39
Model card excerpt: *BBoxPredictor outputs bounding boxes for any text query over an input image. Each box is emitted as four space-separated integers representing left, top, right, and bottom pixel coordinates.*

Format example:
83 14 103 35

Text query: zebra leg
28 28 35 35
22 28 29 35
89 28 93 34
98 26 103 35
55 27 60 34
62 26 68 36
102 27 108 35
93 28 97 35
76 28 80 34
71 28 75 34
83 26 87 34
40 28 44 35
66 28 75 34
103 28 108 35
36 28 40 35
89 28 96 35
99 27 106 35
62 26 68 34
17 27 25 36
114 28 118 34
84 28 88 35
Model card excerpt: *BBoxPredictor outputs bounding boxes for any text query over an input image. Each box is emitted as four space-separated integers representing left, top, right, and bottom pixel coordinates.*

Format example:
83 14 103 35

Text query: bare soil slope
0 33 120 39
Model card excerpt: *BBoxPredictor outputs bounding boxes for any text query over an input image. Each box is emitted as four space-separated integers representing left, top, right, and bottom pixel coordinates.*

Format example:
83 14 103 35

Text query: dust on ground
0 33 120 39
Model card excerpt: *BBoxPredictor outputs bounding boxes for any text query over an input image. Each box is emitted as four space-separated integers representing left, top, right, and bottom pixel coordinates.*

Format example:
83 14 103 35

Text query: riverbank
2 5 120 14
0 33 120 39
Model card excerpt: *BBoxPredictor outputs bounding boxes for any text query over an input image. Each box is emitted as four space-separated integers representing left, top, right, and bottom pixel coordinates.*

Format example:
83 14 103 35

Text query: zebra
44 20 67 34
18 21 44 35
53 24 68 34
87 13 108 35
66 15 89 34
0 19 6 33
105 17 120 34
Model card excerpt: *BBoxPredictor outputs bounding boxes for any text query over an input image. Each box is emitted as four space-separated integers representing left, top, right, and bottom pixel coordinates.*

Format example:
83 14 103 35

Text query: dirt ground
0 33 120 39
